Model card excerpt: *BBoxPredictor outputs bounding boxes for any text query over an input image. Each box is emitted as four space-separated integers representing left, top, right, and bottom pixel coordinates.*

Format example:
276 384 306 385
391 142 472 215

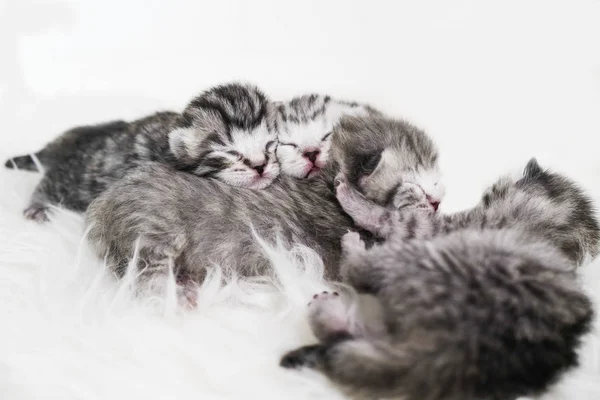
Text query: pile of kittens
6 82 600 400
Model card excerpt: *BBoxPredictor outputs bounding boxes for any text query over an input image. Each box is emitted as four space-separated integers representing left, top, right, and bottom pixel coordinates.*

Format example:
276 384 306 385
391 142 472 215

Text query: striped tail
4 154 42 171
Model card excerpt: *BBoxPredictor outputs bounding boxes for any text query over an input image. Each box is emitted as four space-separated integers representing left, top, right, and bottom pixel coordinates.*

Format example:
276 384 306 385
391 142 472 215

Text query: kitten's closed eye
321 132 333 141
279 142 298 148
265 140 277 153
359 152 382 175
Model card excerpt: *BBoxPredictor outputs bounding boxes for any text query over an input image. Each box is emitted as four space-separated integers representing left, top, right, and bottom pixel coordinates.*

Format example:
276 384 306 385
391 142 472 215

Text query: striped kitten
5 82 279 222
335 158 600 264
281 228 593 400
85 115 443 285
274 94 379 179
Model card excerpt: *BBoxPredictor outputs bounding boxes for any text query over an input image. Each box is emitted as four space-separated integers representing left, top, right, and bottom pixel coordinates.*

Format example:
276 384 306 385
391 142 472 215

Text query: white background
1 0 599 210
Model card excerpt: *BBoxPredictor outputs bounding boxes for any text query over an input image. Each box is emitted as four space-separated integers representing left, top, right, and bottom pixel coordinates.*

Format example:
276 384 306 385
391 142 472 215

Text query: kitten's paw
280 345 322 369
308 291 350 341
334 172 347 188
23 204 50 223
342 231 365 254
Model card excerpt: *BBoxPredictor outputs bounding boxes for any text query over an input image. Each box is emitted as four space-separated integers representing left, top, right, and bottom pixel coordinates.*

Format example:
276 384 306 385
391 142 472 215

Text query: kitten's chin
247 175 276 190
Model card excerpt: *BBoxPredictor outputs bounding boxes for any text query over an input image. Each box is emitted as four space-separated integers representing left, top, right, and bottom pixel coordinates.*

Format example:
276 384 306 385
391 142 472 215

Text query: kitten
274 94 381 179
5 82 279 222
335 158 600 265
169 82 279 188
280 228 594 400
85 115 444 284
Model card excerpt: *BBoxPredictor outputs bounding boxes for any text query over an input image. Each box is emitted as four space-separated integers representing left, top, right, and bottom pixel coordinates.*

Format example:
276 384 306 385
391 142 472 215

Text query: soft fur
85 115 443 285
281 229 594 400
5 112 178 221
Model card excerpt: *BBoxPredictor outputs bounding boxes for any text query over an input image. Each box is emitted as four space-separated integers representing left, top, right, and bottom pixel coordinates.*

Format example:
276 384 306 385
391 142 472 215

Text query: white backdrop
2 0 599 211
1 1 600 399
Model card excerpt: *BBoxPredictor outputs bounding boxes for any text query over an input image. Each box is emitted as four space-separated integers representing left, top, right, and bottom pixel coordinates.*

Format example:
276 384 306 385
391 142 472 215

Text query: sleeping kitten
85 115 443 284
169 82 279 189
5 82 279 222
274 94 381 180
280 228 594 400
335 158 600 265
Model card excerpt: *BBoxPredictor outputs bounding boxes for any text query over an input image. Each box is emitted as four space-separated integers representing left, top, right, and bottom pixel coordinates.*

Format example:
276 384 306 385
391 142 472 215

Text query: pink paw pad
307 291 349 339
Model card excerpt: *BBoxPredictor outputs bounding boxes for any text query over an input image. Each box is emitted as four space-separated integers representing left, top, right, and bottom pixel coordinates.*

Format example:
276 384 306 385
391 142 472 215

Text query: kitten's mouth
304 166 321 178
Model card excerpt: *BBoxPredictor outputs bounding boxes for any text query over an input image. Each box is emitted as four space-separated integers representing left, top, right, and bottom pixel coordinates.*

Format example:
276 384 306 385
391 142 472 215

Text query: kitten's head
275 94 378 179
169 82 279 189
331 115 445 211
513 158 599 261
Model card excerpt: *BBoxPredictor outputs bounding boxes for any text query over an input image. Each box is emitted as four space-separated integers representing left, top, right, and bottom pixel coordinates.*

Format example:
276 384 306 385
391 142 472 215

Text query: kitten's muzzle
303 150 320 164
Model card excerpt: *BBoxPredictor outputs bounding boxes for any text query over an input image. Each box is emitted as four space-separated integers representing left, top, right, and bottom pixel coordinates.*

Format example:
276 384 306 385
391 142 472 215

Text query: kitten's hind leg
308 290 388 342
280 338 397 399
23 202 51 223
308 291 351 341
23 173 59 223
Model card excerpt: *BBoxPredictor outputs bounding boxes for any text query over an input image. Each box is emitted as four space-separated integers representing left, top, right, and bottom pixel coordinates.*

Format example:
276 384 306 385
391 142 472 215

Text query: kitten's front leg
335 176 397 238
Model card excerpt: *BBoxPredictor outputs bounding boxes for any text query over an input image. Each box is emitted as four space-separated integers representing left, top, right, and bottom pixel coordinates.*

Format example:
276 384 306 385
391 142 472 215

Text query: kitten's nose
253 163 266 176
303 150 320 163
426 195 440 212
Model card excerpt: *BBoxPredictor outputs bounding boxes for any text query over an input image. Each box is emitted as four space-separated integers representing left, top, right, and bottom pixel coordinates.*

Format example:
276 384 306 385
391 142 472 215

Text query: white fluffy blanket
0 168 599 400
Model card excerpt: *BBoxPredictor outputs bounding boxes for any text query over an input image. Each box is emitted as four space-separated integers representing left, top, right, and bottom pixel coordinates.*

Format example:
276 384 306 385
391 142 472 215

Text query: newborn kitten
169 82 279 189
336 158 600 265
275 94 381 180
5 82 279 222
6 112 177 222
281 229 594 400
85 115 443 284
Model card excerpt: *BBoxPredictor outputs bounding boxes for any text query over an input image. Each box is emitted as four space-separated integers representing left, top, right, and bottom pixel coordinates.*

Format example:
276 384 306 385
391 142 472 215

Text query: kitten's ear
168 127 204 164
523 158 544 179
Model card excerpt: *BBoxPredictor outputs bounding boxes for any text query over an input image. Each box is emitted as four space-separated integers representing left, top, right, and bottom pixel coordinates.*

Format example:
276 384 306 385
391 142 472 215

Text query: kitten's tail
4 153 43 171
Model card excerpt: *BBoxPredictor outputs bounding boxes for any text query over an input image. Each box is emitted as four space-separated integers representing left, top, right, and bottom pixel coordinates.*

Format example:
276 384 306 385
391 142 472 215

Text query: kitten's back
335 229 593 400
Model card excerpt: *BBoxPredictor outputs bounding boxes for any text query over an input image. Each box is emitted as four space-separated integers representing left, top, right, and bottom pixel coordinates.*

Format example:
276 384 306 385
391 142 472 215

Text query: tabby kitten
274 94 380 180
335 158 600 265
281 228 594 400
85 115 443 284
5 82 279 222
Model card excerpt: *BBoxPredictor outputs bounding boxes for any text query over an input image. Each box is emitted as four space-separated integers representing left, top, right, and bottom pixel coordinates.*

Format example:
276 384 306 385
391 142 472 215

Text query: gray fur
274 94 381 179
14 112 178 221
6 82 279 221
336 158 600 265
85 115 441 283
281 229 594 400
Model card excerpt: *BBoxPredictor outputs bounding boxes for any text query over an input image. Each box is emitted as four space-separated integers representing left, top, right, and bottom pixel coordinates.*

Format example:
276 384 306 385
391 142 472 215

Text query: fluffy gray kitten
280 228 594 400
275 95 377 177
85 115 442 283
5 82 279 222
336 158 600 265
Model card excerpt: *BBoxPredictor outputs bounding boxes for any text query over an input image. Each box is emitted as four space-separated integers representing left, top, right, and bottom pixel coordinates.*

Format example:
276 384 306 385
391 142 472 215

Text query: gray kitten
274 94 379 178
280 228 594 400
336 158 600 265
85 115 442 284
5 82 279 222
